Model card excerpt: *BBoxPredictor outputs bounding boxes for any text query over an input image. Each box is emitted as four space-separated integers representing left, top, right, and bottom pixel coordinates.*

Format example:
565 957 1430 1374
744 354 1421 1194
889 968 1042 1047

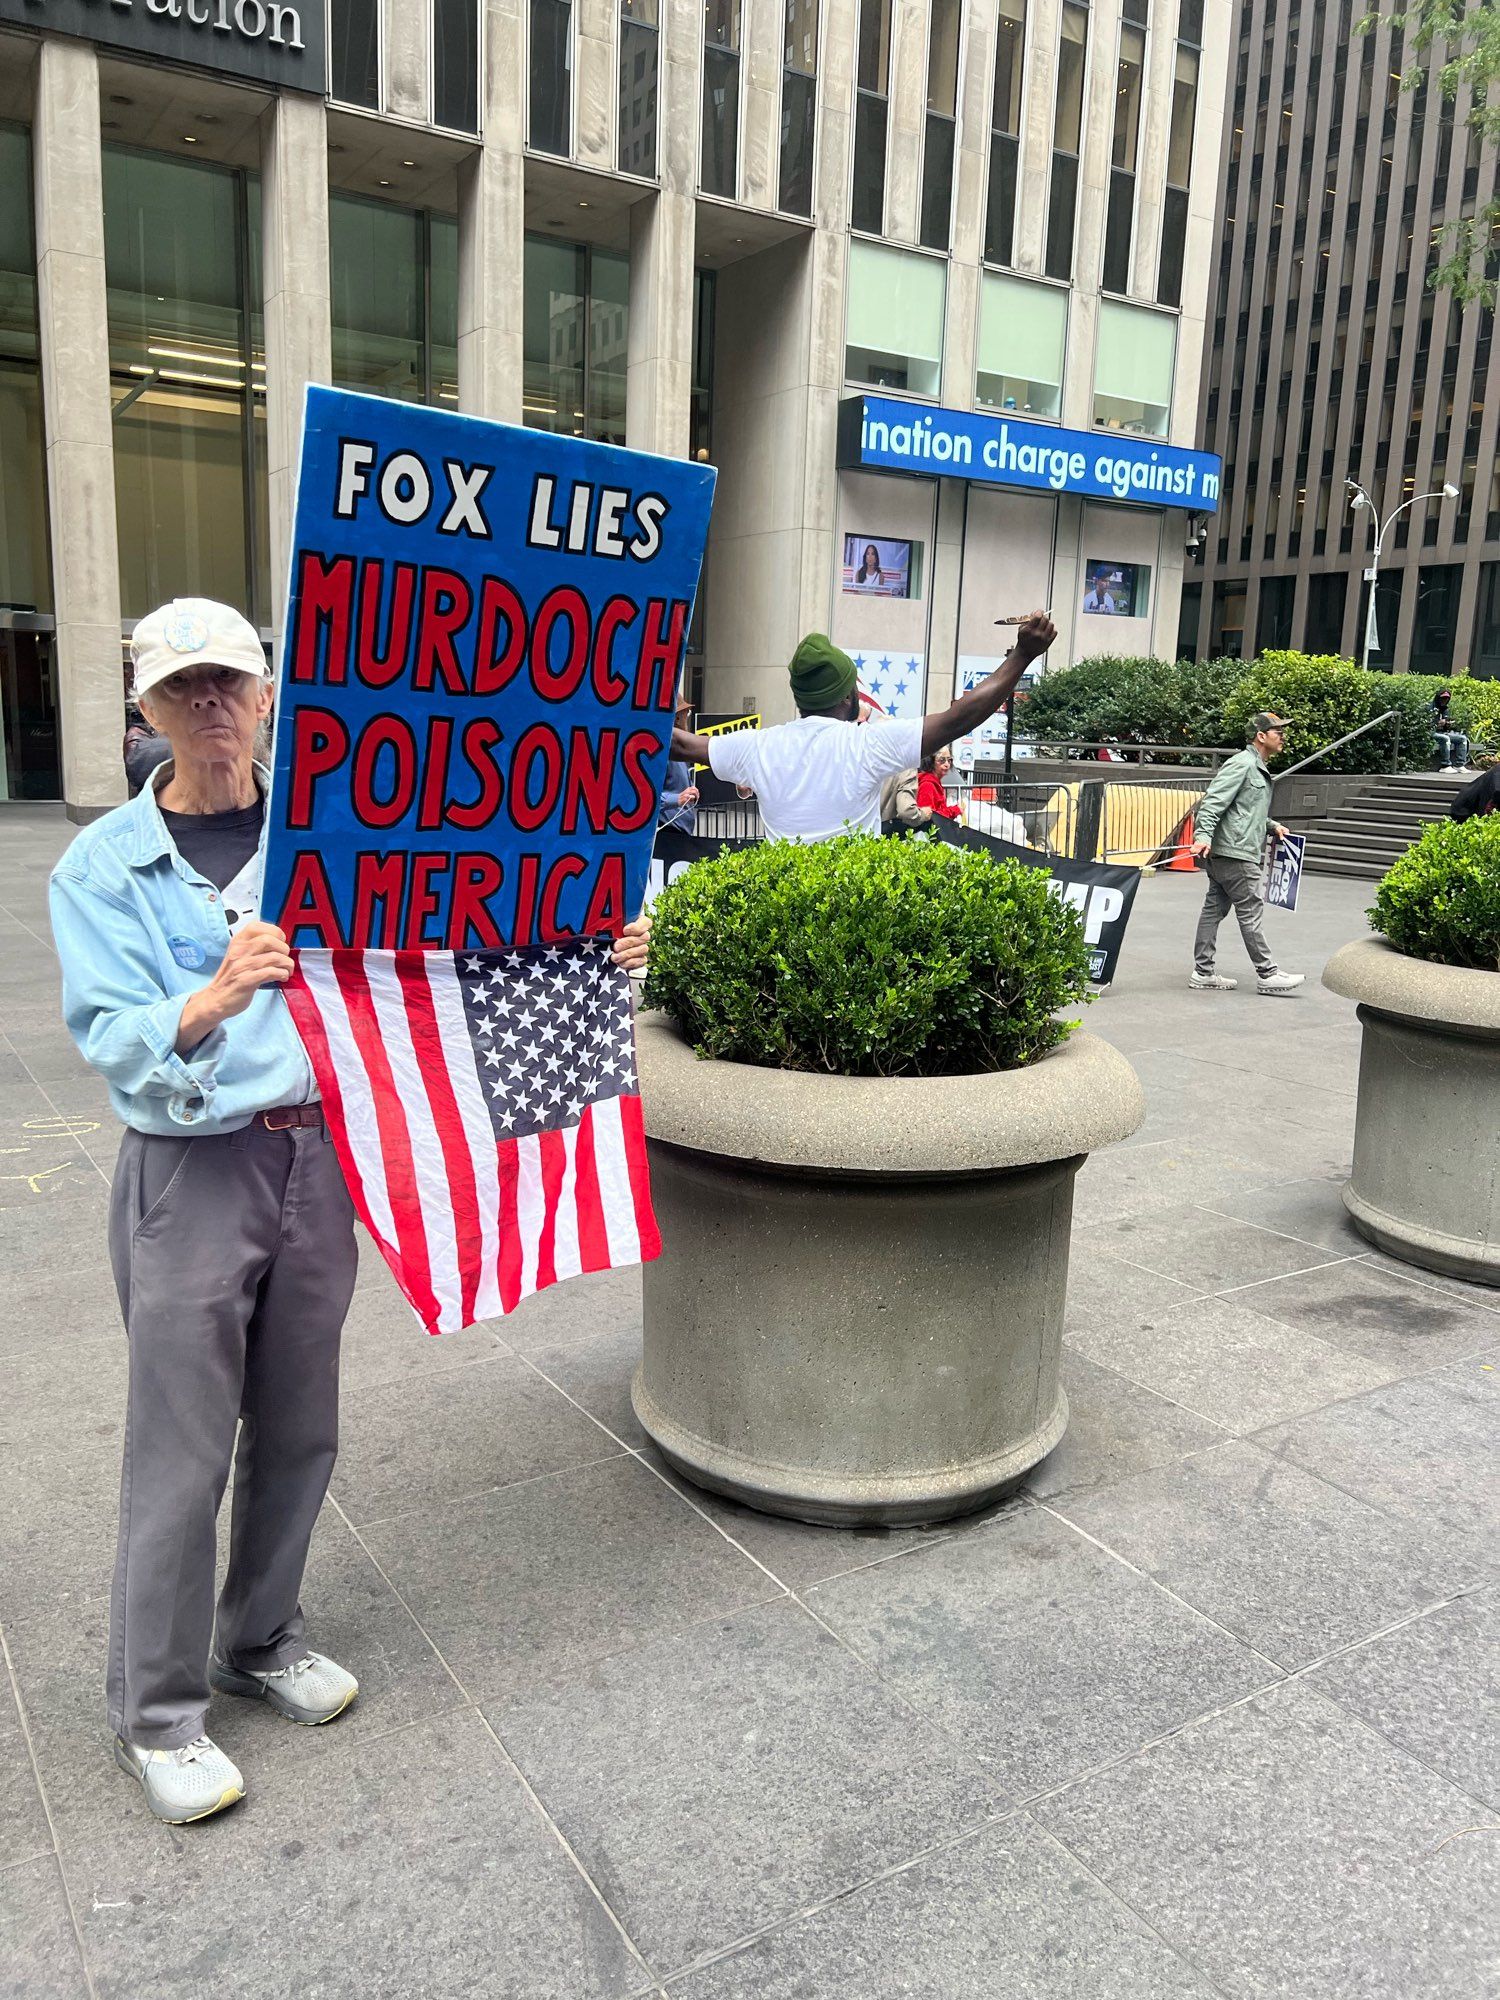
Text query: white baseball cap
130 597 270 700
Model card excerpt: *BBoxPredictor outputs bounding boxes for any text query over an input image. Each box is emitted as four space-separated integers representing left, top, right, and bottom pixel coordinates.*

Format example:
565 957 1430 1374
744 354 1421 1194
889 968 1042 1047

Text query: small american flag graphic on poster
285 942 657 1335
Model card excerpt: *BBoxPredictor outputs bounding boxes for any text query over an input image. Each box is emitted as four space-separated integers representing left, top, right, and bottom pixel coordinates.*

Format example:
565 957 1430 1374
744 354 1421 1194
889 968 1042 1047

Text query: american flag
283 941 659 1335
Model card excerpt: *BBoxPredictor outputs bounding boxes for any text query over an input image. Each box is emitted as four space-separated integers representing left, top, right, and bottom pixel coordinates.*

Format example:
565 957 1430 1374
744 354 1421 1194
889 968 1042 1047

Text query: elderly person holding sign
51 597 649 1824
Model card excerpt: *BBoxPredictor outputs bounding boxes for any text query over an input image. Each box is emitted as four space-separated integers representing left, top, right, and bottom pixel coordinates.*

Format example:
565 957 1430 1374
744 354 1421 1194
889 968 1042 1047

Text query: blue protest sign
263 388 716 950
1263 832 1306 912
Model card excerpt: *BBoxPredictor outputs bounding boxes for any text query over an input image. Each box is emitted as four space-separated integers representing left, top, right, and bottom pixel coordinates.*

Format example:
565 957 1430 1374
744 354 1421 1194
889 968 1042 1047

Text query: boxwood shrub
1222 653 1436 773
1370 816 1500 970
642 835 1092 1077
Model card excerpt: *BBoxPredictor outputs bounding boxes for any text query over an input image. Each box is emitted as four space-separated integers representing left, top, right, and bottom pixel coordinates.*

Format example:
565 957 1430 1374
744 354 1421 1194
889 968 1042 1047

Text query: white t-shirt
709 715 926 842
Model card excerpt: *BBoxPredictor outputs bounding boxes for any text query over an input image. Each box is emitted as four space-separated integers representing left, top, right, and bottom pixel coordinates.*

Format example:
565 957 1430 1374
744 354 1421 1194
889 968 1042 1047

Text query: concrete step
1304 834 1413 861
1304 856 1387 879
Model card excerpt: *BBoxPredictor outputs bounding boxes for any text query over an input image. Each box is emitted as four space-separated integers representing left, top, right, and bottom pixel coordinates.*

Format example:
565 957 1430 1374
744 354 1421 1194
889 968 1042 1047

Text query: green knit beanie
788 632 858 711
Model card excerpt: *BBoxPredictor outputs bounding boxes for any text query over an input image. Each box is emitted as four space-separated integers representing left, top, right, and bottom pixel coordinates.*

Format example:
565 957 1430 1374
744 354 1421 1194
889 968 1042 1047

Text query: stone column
740 0 781 209
1060 0 1122 431
458 0 526 423
385 0 431 122
1012 0 1058 274
940 0 993 405
626 0 699 457
575 0 617 168
260 92 332 643
1130 4 1175 300
884 0 929 244
33 37 123 819
626 193 695 457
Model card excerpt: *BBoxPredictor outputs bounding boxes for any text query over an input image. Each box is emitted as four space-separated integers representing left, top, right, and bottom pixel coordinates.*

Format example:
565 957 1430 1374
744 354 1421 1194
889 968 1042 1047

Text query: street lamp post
1345 478 1460 672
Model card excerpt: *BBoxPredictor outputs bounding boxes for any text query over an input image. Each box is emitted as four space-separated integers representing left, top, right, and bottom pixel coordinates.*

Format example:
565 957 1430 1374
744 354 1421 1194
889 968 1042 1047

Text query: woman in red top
915 749 962 820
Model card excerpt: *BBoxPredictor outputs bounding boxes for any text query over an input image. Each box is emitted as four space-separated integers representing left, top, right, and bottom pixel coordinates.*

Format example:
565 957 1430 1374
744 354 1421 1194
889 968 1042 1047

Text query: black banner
929 823 1139 985
648 820 1140 986
0 0 327 93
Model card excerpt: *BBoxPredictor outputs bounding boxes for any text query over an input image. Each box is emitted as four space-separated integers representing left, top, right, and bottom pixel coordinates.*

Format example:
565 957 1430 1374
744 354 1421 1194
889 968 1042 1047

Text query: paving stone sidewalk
2 802 1496 1999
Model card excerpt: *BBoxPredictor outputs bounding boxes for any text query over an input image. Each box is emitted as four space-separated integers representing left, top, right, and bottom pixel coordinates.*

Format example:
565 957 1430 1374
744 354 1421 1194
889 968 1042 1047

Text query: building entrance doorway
0 623 60 800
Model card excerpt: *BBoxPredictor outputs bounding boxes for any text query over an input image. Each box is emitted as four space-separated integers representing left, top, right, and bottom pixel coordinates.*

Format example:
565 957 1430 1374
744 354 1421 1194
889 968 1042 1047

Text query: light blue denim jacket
49 764 315 1135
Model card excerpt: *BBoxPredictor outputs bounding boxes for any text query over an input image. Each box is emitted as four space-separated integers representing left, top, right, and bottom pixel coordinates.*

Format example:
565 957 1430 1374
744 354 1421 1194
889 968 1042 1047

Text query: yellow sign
694 713 760 771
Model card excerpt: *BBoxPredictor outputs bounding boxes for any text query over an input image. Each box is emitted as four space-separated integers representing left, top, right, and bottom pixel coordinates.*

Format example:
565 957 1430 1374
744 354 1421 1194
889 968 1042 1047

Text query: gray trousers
1193 854 1275 978
106 1120 357 1749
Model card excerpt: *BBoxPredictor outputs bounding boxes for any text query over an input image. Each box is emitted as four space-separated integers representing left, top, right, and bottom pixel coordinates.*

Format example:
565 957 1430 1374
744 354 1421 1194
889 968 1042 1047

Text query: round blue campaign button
169 936 207 970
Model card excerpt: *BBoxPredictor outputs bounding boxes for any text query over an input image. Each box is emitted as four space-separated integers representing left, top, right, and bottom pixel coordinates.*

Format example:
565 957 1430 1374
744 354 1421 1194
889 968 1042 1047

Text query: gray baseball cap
1249 710 1291 737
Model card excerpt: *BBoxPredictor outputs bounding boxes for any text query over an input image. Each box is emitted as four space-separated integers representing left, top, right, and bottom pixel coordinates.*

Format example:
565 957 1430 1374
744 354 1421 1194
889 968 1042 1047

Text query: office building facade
0 0 1229 815
1185 0 1500 675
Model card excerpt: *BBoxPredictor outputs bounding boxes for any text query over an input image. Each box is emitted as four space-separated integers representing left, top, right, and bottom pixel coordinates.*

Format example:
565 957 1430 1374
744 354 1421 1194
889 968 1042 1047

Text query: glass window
1046 3 1089 280
1210 579 1247 658
1093 298 1175 434
530 0 573 156
690 268 715 460
329 0 380 108
0 123 49 616
1157 185 1188 307
1411 564 1461 671
702 0 742 197
1167 44 1199 187
1111 22 1145 170
523 237 630 445
1103 21 1145 292
0 123 56 803
1305 571 1346 654
1472 562 1500 677
845 240 945 397
857 0 891 92
620 0 659 177
1176 579 1202 660
330 195 423 401
434 0 480 132
920 0 961 249
1256 574 1295 651
780 0 817 214
331 195 457 408
430 215 460 406
852 0 891 233
104 147 261 622
976 273 1067 417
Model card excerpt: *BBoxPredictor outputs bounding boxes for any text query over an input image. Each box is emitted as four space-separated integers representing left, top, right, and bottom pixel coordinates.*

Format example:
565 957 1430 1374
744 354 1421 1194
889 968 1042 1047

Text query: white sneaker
1257 971 1305 995
114 1734 245 1824
210 1650 358 1726
1189 971 1237 990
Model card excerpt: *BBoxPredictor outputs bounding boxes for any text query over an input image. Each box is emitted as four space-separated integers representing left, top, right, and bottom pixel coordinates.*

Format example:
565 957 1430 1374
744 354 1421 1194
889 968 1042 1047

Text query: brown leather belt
254 1105 325 1132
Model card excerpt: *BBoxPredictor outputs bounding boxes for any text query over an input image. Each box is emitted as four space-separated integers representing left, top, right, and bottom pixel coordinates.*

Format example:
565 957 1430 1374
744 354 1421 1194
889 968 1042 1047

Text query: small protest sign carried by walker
263 387 715 1337
1263 831 1306 912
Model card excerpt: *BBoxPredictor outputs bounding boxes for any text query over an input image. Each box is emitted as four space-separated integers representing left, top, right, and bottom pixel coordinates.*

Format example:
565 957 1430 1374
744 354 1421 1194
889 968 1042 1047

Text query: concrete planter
633 1014 1145 1527
1323 936 1500 1286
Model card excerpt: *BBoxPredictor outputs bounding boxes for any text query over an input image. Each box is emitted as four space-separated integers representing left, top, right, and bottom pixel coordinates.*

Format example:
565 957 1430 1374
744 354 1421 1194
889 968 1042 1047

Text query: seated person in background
672 618 1056 845
879 767 930 830
915 750 962 821
1432 689 1471 773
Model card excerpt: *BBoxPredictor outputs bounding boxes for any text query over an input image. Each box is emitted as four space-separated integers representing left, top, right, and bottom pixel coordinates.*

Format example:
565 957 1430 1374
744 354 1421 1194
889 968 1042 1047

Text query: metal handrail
1272 708 1402 783
1001 737 1239 767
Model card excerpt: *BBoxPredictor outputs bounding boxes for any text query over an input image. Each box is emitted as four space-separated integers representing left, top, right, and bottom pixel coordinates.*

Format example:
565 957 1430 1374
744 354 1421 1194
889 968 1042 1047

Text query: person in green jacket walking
1188 711 1305 995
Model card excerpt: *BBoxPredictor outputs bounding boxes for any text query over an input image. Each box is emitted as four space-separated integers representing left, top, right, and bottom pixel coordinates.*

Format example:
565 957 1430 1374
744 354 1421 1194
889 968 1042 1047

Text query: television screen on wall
842 535 916 598
1081 561 1149 617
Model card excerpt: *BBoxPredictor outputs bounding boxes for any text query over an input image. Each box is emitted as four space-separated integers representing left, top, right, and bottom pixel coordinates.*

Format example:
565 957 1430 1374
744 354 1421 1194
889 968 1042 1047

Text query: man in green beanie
672 614 1056 842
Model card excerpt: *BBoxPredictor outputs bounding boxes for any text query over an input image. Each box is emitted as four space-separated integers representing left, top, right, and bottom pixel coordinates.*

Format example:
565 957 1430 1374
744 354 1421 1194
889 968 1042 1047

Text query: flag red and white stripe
284 942 659 1335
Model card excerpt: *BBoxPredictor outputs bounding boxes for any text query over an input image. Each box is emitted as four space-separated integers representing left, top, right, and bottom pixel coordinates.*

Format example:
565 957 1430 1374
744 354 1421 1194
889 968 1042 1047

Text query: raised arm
920 612 1057 758
671 725 715 764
